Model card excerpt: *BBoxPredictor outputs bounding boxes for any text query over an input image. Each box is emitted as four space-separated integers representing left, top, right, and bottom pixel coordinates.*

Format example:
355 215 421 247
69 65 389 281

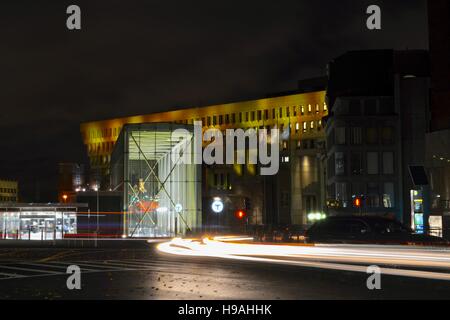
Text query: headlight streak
157 237 450 281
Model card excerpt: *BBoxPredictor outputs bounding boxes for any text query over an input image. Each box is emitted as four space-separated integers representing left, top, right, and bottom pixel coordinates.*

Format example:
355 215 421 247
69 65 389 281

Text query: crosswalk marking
0 258 218 281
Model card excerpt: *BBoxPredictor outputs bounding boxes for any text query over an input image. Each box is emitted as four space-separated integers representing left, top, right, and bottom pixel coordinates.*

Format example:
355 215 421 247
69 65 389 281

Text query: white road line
105 259 188 268
0 272 24 278
18 262 97 272
57 261 137 271
0 265 61 274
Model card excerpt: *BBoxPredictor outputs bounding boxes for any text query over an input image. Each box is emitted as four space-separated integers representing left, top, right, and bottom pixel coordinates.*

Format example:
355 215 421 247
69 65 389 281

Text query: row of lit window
0 196 17 202
176 103 327 127
0 188 17 194
332 181 395 208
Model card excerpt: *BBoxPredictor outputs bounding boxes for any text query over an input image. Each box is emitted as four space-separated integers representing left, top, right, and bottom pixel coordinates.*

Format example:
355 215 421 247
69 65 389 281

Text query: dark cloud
0 0 428 201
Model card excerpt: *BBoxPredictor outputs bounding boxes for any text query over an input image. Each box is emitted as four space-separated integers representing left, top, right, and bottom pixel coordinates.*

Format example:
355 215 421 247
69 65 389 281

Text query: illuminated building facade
0 203 85 240
80 88 328 231
0 179 18 203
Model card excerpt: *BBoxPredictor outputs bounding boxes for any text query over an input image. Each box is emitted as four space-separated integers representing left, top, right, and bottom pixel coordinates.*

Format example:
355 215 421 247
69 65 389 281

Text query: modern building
426 0 450 237
80 85 328 235
0 179 18 203
110 123 202 237
0 203 87 240
324 50 435 233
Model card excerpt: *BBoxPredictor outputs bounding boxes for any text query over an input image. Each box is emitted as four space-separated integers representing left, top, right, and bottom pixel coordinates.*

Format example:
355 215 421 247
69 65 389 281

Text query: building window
231 113 235 124
367 182 380 207
293 106 297 116
366 127 378 144
239 113 242 123
245 112 249 122
310 121 314 130
301 106 305 115
257 110 262 121
302 122 307 133
382 152 394 174
335 152 345 175
367 152 379 174
264 109 269 120
213 116 217 125
383 182 395 208
308 104 312 113
286 107 290 117
315 104 319 114
272 109 276 119
207 116 211 126
350 152 362 175
323 102 327 111
251 111 255 121
279 107 283 118
335 127 346 145
295 122 299 133
350 127 362 145
335 182 348 207
381 127 394 144
225 114 229 124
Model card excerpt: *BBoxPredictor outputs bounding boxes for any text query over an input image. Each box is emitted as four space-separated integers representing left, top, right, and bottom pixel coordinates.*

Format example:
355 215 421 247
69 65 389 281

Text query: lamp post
94 186 99 246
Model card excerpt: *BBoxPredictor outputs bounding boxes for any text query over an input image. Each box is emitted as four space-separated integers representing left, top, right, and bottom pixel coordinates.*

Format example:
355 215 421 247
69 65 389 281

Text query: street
0 240 449 299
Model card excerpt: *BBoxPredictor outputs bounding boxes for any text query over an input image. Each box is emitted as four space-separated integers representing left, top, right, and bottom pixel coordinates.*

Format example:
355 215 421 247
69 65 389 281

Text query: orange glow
236 210 246 219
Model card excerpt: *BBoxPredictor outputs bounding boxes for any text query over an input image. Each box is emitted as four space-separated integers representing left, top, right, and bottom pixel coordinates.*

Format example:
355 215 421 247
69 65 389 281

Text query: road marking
0 265 61 274
18 262 98 272
0 272 25 278
54 261 136 271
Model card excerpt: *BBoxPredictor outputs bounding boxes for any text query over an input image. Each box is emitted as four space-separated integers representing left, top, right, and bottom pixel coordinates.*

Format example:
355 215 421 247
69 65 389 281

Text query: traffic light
235 210 246 220
353 197 362 208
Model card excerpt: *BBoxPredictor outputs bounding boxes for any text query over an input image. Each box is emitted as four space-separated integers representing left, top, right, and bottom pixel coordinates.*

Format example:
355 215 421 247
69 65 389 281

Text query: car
304 216 448 245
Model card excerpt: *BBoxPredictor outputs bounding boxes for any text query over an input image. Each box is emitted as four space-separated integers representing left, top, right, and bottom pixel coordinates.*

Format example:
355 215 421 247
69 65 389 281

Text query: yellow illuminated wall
80 91 327 171
0 180 18 203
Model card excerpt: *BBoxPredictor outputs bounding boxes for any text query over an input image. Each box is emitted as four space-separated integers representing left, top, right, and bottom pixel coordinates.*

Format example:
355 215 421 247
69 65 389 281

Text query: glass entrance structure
111 123 202 238
0 204 85 240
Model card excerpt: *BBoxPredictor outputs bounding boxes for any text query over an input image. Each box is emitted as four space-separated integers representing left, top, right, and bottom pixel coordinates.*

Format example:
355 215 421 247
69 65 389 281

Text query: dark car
304 216 448 245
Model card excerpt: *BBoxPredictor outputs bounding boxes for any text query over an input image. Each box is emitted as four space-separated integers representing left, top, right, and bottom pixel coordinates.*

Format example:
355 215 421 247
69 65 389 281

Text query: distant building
324 50 434 233
0 179 18 203
426 0 450 238
57 163 85 203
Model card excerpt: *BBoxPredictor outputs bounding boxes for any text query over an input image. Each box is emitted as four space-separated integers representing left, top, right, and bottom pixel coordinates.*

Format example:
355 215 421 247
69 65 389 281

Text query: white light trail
157 237 450 281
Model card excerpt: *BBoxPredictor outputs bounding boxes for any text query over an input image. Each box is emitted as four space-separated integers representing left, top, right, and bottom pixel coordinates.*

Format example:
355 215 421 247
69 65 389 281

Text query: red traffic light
236 210 246 219
353 197 361 208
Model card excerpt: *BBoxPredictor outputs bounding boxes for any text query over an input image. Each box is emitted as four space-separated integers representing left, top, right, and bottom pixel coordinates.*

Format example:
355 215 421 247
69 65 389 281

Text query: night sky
0 0 428 202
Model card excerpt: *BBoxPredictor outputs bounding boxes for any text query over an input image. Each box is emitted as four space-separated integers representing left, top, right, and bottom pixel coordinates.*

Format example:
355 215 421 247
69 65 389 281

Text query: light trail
157 237 450 281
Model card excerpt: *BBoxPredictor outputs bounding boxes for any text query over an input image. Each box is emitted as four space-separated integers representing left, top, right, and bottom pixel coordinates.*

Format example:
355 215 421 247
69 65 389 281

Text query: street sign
211 200 224 213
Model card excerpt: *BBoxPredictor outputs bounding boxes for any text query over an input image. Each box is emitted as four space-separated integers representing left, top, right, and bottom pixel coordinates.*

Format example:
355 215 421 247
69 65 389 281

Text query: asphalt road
0 241 449 300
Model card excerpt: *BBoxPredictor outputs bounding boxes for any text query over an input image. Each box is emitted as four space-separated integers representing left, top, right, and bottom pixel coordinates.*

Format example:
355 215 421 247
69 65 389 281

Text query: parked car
304 216 448 245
